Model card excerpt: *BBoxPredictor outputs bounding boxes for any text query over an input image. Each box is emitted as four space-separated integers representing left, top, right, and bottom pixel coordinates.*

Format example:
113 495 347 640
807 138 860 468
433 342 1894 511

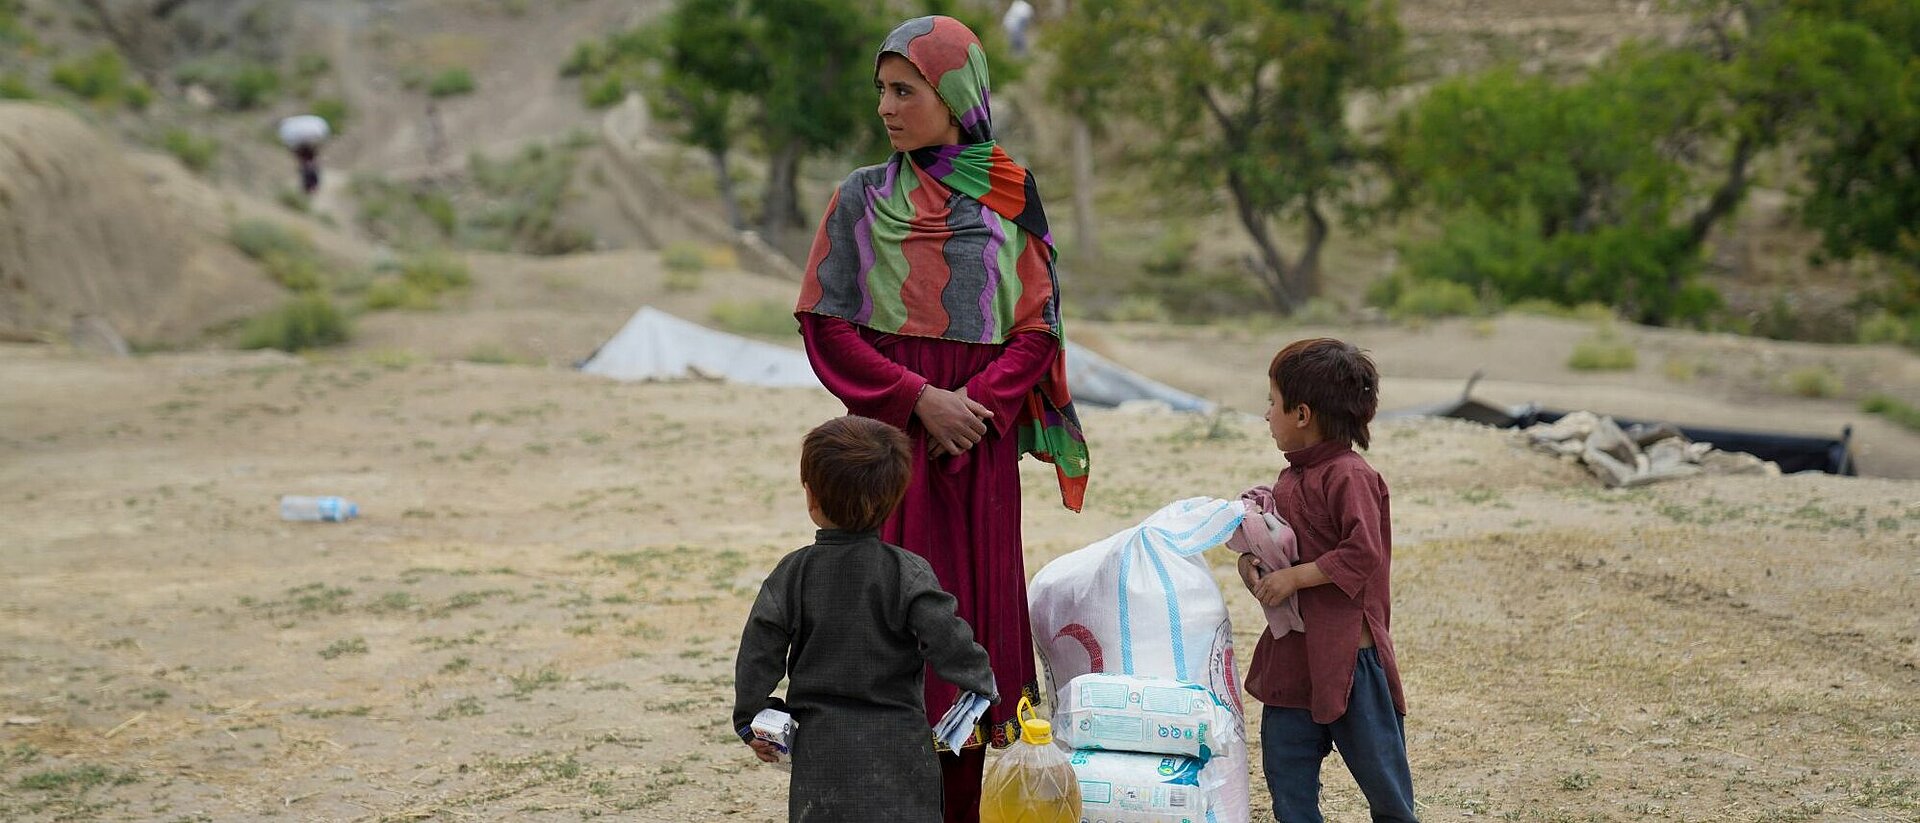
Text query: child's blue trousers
1259 647 1418 822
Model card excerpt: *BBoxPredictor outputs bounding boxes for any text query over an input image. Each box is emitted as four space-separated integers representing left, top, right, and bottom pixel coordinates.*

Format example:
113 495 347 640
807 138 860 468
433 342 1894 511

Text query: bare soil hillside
0 103 282 345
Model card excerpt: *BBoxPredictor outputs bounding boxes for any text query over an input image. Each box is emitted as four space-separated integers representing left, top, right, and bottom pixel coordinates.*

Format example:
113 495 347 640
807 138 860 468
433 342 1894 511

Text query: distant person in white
1002 0 1034 56
277 115 331 196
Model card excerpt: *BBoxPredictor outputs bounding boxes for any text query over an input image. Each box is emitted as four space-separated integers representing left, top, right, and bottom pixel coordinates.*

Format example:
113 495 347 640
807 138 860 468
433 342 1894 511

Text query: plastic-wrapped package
1056 673 1236 762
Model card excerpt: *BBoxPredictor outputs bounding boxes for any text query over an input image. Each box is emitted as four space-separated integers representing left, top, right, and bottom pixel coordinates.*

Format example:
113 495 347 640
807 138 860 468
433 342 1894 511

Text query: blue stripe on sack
1142 530 1187 681
1171 518 1242 558
1153 500 1244 557
1117 534 1135 674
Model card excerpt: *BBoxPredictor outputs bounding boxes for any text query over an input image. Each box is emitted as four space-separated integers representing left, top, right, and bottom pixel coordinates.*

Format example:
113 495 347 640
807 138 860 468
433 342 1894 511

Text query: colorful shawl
797 15 1087 511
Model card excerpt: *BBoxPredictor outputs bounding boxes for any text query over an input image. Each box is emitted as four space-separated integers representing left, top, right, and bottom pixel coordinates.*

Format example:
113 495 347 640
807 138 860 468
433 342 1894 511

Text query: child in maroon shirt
1234 338 1417 823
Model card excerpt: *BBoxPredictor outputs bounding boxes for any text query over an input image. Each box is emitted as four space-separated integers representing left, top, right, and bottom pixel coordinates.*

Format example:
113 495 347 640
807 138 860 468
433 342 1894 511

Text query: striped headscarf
797 15 1086 511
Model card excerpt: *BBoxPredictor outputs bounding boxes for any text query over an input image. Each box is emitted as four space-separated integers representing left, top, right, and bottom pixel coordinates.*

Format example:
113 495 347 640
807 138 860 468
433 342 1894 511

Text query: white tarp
578 306 823 388
1065 343 1214 413
579 306 1214 413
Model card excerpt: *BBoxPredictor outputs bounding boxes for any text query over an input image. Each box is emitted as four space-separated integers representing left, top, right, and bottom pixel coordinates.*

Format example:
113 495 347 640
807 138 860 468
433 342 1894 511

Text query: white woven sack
1029 497 1251 823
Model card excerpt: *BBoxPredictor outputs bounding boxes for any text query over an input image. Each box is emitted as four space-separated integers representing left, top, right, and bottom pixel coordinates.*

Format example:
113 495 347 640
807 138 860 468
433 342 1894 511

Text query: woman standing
795 15 1087 822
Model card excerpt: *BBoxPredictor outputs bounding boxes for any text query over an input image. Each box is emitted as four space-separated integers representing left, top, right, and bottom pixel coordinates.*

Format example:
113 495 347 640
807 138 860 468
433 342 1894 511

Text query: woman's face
875 54 960 151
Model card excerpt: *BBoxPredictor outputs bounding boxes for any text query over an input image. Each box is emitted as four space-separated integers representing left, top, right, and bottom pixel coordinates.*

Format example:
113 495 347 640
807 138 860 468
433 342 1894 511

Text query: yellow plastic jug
980 697 1082 823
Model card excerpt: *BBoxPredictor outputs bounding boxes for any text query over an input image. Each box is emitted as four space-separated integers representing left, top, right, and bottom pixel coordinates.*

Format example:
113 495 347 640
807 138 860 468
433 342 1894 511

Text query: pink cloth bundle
1226 487 1305 639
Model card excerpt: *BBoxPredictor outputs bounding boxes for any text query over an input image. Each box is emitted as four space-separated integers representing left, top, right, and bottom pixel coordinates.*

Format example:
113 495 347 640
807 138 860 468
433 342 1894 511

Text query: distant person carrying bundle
277 114 331 197
1002 0 1035 56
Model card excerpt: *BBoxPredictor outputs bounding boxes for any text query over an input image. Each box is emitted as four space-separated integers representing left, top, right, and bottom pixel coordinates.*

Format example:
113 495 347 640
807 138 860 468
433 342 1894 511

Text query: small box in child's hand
750 709 796 758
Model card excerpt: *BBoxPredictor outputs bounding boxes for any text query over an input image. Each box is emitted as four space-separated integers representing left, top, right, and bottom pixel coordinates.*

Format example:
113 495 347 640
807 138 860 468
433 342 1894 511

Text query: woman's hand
916 386 993 457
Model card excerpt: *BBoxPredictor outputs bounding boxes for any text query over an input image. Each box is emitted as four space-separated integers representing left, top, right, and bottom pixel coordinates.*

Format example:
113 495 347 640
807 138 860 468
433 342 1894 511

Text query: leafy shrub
427 68 476 98
1506 298 1576 318
1388 277 1481 320
0 72 31 100
276 187 309 212
468 143 593 254
1105 295 1173 323
162 129 218 173
398 252 471 293
1568 327 1637 371
710 300 797 338
226 64 280 109
361 279 437 311
239 294 351 351
663 242 707 275
1122 227 1262 322
1141 226 1196 279
663 242 706 292
1857 311 1910 345
1291 297 1348 326
362 253 470 311
174 59 280 110
1862 394 1920 432
52 49 147 107
583 74 625 108
261 252 324 292
309 97 350 136
0 0 29 47
1782 366 1841 398
229 220 334 291
463 344 519 364
229 220 314 262
351 175 458 245
415 193 457 237
121 82 152 109
560 42 607 77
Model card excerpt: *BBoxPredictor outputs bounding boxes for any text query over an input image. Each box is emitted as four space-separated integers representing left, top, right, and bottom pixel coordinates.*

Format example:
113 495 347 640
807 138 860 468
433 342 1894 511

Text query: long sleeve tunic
1242 440 1408 724
734 529 996 822
799 313 1055 748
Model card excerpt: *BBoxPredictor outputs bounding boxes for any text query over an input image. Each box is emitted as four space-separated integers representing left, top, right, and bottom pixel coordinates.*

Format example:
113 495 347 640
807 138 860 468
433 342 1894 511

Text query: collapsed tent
578 306 821 388
578 306 1215 412
1392 373 1856 476
1060 342 1214 413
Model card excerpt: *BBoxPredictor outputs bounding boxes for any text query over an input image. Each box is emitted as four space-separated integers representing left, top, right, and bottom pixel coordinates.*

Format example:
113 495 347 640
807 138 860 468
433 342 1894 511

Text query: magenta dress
799 313 1056 748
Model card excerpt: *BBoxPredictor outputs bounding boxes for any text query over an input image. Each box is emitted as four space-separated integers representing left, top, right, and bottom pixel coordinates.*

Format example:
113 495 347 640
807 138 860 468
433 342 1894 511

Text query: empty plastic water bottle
280 495 359 522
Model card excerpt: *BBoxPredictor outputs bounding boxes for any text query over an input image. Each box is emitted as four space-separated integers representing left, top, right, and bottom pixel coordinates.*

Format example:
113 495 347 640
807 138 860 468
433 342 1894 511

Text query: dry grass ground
2 335 1913 822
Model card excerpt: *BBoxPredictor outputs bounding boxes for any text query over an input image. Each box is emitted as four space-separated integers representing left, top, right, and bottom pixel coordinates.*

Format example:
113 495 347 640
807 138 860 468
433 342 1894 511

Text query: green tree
1391 0 1920 326
1384 51 1727 323
1049 0 1403 312
563 0 883 248
743 0 887 249
653 0 762 231
1771 0 1920 306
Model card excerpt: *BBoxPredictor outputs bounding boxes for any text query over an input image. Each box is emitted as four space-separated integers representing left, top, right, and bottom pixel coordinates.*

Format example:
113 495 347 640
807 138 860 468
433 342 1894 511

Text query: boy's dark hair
800 415 912 532
1270 338 1380 450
